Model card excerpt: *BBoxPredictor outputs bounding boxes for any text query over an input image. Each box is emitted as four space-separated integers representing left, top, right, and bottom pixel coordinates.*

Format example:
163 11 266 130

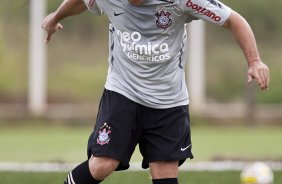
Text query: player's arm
181 0 270 90
41 0 87 43
222 11 270 90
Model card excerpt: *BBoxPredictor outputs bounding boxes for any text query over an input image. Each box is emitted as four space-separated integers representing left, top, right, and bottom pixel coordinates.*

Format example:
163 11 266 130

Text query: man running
42 0 270 184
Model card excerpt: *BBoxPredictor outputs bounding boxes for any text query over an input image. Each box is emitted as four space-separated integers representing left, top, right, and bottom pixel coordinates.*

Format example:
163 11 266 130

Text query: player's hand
247 60 270 90
41 12 63 43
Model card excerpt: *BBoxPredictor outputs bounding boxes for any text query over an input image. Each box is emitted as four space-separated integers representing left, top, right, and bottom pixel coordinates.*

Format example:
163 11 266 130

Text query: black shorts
87 89 193 170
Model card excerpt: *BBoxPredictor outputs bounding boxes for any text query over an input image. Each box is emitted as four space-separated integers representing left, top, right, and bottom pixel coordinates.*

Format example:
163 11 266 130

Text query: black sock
152 178 178 184
64 160 103 184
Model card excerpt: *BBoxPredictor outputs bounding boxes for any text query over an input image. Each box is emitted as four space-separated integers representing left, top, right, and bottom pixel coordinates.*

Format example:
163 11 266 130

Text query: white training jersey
82 0 231 108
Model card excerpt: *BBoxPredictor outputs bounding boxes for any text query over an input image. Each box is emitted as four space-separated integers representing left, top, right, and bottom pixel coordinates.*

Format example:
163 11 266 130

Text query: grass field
1 122 282 163
1 121 282 183
1 170 282 184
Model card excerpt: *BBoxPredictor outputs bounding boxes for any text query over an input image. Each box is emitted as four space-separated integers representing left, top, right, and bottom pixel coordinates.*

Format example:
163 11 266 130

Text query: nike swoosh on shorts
181 144 191 151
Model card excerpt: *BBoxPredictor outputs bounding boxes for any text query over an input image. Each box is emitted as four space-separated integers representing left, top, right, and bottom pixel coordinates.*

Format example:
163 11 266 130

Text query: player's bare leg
88 155 120 180
149 161 179 184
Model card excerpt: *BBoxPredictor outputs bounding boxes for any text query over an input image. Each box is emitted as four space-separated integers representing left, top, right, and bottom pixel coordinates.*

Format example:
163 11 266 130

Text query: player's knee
88 156 120 180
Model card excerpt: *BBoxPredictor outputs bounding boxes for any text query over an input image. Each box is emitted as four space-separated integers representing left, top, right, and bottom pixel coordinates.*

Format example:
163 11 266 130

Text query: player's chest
96 0 186 31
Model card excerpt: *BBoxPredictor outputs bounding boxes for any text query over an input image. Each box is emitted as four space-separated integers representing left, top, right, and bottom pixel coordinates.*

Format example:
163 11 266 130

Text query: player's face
128 0 144 6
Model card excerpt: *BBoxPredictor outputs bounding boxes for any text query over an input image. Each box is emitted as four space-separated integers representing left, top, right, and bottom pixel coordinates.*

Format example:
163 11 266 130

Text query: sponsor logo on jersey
155 11 172 29
88 0 95 9
116 29 171 62
186 0 222 22
97 123 111 145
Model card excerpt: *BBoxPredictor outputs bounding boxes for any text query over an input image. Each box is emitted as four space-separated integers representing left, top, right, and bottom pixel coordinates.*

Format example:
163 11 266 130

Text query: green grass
192 126 282 161
0 123 91 163
47 34 108 103
1 123 282 163
205 24 282 104
1 171 282 184
1 123 282 183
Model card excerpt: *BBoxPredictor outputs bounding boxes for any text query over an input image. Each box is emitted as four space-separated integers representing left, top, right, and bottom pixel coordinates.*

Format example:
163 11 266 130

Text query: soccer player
42 0 270 184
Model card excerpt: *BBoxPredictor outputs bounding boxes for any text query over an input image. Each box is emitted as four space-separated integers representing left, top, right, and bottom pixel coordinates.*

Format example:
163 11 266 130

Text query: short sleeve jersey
82 0 231 109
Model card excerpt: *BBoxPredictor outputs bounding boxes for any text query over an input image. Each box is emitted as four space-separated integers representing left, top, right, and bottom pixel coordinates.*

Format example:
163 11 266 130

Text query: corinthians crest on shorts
97 122 111 145
155 10 172 29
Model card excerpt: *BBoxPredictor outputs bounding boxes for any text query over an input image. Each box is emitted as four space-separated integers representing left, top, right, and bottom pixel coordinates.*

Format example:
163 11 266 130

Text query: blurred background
0 0 282 183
